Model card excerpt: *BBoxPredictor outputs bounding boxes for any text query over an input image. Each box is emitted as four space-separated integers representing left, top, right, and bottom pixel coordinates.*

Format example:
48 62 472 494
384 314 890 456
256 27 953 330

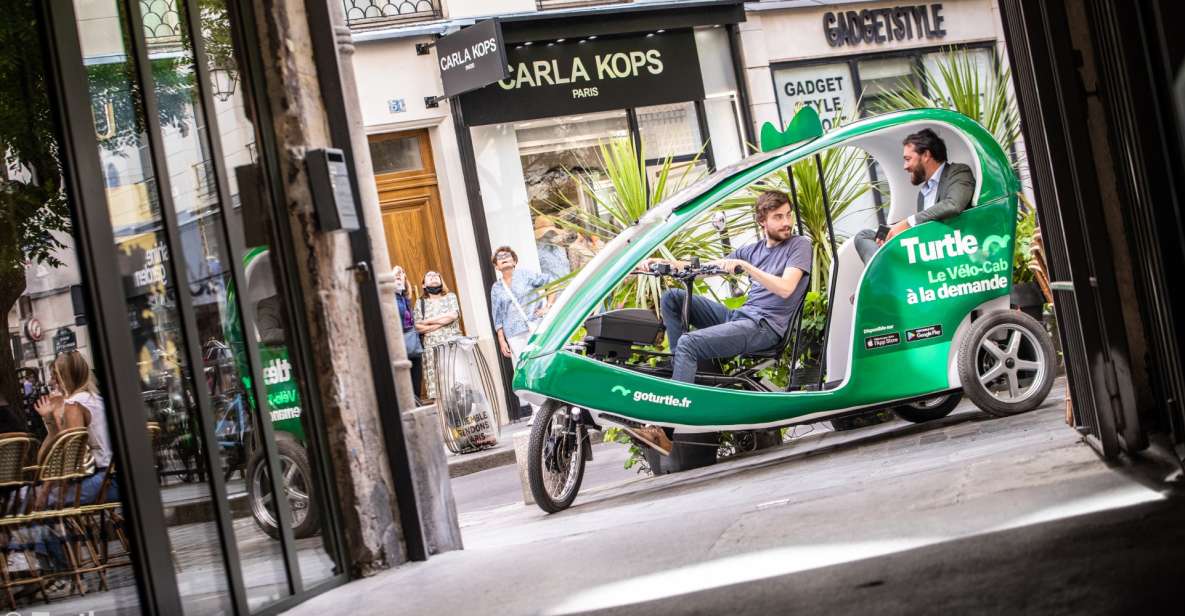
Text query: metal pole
785 166 806 387
814 153 840 389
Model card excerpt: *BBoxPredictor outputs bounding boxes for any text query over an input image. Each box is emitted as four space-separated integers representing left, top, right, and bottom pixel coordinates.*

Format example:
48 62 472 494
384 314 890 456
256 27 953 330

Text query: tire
830 409 892 431
958 310 1056 417
527 400 587 513
893 393 963 423
247 432 321 540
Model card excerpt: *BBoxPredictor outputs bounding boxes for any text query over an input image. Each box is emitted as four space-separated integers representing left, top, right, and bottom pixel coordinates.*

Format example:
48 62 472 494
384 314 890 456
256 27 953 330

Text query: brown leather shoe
623 425 673 456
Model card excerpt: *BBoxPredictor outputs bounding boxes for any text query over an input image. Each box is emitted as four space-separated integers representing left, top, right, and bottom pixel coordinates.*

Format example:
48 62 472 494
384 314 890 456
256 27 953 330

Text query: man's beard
768 225 793 241
909 162 926 185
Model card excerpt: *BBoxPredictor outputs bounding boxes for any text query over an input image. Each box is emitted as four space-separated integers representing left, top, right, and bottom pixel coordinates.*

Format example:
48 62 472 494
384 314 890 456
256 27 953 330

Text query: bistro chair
0 432 46 609
77 461 128 590
22 428 96 599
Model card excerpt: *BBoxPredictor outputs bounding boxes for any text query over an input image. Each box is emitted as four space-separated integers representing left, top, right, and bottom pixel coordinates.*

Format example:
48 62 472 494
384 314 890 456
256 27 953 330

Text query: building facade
346 0 1015 420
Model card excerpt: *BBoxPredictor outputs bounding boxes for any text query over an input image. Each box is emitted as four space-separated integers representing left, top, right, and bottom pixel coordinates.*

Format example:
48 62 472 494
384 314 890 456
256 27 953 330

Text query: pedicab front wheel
958 310 1056 417
527 400 587 513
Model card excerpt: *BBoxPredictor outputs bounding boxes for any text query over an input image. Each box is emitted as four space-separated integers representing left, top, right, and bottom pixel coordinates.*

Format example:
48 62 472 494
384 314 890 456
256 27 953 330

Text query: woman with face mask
392 265 424 399
413 271 462 401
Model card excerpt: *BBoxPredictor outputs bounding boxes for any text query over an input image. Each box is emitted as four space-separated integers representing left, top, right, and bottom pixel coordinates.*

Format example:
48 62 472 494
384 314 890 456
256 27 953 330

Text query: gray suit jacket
914 162 975 225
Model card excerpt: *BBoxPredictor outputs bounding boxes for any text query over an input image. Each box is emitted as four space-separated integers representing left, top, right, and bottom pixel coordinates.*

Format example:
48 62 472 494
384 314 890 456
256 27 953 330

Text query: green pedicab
518 108 1055 513
228 247 320 539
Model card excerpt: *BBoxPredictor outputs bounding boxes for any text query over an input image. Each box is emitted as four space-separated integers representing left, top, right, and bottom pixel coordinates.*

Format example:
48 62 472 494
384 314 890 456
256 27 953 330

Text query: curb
448 428 608 478
164 491 252 526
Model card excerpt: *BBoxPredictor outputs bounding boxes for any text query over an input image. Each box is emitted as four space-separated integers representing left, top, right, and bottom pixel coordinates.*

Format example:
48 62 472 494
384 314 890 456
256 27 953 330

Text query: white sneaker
6 551 31 573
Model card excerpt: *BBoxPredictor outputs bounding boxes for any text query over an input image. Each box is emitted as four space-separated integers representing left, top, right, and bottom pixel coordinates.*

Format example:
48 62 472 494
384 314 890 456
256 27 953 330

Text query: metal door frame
996 0 1134 458
40 0 349 612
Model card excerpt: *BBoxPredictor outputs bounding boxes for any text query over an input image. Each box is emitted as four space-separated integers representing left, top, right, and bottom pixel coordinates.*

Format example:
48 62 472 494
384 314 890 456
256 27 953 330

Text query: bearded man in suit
854 128 975 263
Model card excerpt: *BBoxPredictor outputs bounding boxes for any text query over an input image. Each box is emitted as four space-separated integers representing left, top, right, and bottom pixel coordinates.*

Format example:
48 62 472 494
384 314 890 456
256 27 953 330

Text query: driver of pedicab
638 190 812 384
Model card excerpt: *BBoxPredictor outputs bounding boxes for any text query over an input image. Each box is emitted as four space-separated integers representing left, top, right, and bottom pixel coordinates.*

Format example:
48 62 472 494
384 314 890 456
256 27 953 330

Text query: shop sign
824 4 946 48
460 29 705 126
773 63 856 131
24 318 43 342
436 19 509 98
132 241 170 291
54 327 78 355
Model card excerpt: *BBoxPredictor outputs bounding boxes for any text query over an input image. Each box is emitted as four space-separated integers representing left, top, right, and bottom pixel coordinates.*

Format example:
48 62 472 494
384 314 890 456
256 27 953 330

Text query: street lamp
209 66 238 102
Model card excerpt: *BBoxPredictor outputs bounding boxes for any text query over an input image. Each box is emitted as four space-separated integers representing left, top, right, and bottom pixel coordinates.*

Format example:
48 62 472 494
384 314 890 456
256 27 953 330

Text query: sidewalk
445 418 530 478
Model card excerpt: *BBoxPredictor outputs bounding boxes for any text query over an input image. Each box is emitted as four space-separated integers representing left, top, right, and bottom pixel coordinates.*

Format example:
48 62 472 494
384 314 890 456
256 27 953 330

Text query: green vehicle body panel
225 246 306 442
512 108 1020 430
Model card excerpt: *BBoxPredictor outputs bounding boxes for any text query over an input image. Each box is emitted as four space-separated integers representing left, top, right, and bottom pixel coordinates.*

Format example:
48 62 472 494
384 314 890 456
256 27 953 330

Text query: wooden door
370 130 459 318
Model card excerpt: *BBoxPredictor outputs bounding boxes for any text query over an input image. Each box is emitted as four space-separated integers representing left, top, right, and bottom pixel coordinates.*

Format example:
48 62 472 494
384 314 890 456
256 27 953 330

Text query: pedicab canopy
512 107 1021 431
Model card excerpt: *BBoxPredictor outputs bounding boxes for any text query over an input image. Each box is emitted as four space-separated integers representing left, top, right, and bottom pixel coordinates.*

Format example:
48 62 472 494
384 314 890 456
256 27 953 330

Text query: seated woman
19 351 117 594
33 350 117 504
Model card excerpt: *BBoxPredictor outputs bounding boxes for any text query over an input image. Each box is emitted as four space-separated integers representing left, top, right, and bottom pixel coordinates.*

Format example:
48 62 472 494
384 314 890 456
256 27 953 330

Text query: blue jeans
21 471 120 571
660 289 782 383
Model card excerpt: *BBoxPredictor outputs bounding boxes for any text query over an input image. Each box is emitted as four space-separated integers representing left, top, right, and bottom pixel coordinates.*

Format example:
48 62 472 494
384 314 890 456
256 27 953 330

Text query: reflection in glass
194 0 339 593
138 0 296 609
369 135 424 175
75 0 243 613
1 1 141 613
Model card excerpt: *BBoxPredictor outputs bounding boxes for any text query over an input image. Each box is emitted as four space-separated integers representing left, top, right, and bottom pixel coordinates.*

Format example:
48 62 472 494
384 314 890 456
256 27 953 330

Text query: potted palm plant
1009 205 1046 319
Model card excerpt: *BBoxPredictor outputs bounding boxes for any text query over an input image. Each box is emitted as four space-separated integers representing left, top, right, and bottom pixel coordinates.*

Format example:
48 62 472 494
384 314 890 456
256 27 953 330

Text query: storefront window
695 26 745 167
638 102 702 161
857 56 920 114
704 95 745 167
463 26 746 419
70 0 237 612
921 48 994 107
40 0 343 611
773 62 858 131
473 112 629 280
772 45 996 236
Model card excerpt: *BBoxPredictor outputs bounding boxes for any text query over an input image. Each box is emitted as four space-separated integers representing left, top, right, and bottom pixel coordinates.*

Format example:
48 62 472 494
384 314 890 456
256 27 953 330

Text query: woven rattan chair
76 461 127 590
0 432 45 608
23 428 95 599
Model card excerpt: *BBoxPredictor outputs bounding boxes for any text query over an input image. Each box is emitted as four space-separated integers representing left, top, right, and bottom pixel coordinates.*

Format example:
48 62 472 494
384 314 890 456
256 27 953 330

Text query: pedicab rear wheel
527 400 587 513
958 310 1056 417
892 393 963 423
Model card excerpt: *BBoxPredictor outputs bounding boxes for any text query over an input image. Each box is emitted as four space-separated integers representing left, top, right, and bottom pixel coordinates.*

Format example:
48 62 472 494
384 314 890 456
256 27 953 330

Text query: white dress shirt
906 162 946 227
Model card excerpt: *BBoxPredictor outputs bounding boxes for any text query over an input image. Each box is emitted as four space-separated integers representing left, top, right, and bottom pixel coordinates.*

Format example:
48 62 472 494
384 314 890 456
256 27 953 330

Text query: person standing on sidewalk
392 265 424 400
415 270 462 402
489 246 551 417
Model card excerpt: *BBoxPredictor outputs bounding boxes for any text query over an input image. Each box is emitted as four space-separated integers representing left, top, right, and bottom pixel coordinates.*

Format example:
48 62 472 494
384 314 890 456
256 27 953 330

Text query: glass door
41 0 344 613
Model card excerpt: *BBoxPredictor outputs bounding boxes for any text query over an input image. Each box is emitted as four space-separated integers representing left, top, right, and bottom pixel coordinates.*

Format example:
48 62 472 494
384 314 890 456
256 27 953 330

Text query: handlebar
636 261 742 280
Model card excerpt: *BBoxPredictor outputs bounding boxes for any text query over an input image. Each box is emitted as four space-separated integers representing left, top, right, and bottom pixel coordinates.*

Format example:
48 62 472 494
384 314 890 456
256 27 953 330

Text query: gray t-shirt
729 235 812 334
